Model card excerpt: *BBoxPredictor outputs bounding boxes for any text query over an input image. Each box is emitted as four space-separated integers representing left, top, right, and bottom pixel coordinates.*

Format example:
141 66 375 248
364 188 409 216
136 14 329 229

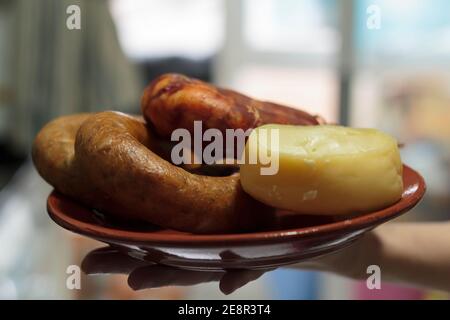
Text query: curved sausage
33 111 274 234
141 73 322 140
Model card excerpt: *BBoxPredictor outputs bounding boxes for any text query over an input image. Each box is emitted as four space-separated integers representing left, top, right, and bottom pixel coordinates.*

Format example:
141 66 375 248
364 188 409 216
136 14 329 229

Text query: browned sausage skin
33 111 274 234
32 114 94 202
141 73 321 140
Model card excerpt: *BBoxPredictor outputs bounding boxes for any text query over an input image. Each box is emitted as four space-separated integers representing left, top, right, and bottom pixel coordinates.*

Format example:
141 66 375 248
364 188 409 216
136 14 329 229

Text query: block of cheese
240 124 403 215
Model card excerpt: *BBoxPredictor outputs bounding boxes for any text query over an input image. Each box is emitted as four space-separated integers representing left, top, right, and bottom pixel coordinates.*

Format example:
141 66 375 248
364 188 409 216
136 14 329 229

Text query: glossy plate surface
47 165 425 270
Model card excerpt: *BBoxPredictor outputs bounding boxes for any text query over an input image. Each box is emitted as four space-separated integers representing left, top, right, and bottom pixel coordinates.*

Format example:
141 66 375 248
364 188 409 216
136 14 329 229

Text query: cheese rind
240 125 403 215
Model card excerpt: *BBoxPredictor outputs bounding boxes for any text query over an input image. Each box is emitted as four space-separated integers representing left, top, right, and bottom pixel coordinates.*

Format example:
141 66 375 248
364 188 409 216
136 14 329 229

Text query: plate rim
47 164 426 246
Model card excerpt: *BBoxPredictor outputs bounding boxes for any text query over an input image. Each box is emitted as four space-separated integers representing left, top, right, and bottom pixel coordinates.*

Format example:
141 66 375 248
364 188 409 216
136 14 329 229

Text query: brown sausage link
33 111 274 234
32 114 95 203
141 73 321 139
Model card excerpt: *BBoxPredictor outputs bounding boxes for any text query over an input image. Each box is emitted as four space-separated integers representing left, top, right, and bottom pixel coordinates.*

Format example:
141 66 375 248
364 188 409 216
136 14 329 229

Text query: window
217 0 339 122
244 0 338 54
110 0 224 59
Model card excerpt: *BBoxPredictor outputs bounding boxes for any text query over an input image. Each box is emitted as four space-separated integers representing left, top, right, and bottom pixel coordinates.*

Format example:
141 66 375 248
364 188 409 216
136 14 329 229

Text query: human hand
290 231 381 279
81 246 271 295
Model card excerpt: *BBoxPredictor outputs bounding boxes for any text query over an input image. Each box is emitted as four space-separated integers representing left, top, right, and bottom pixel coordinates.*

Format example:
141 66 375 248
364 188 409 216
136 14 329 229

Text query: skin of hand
81 246 269 295
82 222 450 295
291 222 450 293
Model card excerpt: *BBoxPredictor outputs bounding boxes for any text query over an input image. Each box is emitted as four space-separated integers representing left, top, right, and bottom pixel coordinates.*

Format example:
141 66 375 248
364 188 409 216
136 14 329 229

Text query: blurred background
0 0 449 299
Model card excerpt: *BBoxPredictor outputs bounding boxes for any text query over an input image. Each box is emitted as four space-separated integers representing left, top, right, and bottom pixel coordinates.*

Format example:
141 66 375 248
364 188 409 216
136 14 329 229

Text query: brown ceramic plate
47 164 425 271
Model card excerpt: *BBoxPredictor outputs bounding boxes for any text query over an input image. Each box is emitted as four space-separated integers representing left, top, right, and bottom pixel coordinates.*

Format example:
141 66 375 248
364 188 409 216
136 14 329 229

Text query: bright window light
110 0 224 60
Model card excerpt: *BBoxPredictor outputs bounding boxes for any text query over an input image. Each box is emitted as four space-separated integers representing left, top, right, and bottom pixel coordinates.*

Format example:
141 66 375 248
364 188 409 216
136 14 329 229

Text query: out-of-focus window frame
214 0 354 125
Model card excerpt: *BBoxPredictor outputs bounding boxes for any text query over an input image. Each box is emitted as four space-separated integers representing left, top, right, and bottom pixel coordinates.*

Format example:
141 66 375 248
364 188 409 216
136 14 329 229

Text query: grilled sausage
141 73 323 140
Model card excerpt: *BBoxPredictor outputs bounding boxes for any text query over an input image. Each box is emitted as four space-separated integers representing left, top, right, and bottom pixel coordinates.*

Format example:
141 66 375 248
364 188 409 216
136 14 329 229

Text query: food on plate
141 73 323 141
240 124 403 215
33 111 274 234
33 73 406 234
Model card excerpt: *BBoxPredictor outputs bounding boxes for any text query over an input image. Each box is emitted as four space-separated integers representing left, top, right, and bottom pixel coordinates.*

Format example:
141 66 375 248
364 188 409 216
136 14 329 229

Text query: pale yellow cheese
240 124 403 215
